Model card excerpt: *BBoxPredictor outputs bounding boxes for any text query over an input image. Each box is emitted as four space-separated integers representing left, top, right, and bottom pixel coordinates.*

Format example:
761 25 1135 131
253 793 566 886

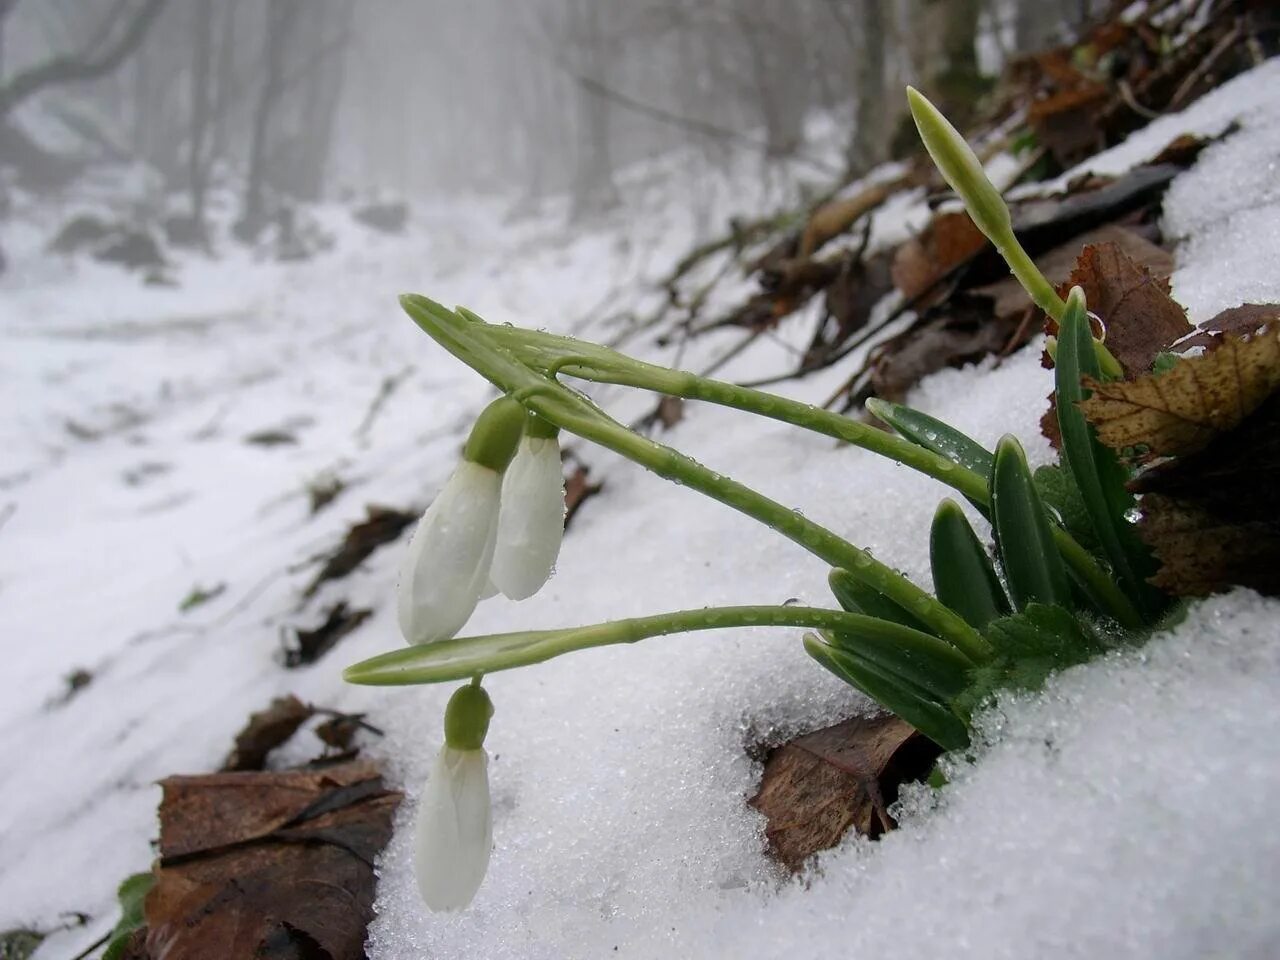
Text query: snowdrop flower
416 682 494 911
397 398 526 645
490 415 565 600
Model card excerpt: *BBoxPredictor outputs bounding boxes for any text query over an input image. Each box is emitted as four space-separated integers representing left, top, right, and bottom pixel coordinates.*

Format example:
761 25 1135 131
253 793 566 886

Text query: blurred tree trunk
237 0 300 242
733 1 808 159
893 0 985 154
291 1 352 202
569 0 618 220
183 0 214 243
844 0 888 175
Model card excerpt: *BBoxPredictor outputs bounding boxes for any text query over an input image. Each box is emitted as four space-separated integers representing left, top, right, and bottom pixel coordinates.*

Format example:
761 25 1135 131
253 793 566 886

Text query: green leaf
953 604 1104 715
102 871 154 960
823 617 975 700
828 567 933 633
1033 464 1098 552
1055 286 1163 622
929 499 1010 629
804 634 970 750
991 436 1071 610
865 398 994 476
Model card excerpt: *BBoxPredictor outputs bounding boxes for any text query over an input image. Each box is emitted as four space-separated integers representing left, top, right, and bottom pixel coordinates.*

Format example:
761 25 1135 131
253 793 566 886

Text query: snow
2 60 1279 960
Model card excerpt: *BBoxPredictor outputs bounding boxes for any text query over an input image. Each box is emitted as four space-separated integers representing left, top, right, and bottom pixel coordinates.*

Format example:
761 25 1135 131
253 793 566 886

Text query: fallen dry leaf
304 504 416 598
867 295 1015 403
891 211 988 305
1081 324 1280 459
145 761 400 960
1059 242 1190 376
748 714 938 872
285 602 373 667
656 395 685 430
1138 496 1280 597
222 695 314 772
1177 303 1280 351
563 463 603 530
1131 389 1280 596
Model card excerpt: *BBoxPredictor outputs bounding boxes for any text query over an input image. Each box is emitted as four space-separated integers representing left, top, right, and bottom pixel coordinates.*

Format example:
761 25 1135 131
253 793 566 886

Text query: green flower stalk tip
906 86 1066 320
906 85 1010 239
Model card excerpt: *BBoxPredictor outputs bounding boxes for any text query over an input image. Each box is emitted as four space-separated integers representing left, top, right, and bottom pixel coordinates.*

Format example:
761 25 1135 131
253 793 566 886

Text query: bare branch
0 0 165 119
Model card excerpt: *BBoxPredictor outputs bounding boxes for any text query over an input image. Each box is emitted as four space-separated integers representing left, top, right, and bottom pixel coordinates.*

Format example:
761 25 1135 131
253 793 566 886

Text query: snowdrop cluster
348 88 1171 918
397 396 565 911
397 397 565 645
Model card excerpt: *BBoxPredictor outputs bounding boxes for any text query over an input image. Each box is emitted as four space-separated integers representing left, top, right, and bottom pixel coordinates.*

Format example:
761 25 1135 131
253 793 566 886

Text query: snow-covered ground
2 60 1279 960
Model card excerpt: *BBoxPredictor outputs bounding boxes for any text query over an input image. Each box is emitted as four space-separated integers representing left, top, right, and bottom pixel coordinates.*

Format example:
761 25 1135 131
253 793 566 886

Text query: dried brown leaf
146 761 400 960
1061 241 1189 376
891 211 988 304
564 463 603 530
304 504 417 598
1139 497 1280 597
222 695 314 772
1081 325 1280 458
1131 390 1280 596
1177 303 1280 351
284 602 372 668
748 715 938 872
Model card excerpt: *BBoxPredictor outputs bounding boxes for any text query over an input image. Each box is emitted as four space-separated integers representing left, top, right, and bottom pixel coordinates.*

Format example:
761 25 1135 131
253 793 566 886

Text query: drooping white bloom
489 435 566 600
397 460 502 645
414 744 492 912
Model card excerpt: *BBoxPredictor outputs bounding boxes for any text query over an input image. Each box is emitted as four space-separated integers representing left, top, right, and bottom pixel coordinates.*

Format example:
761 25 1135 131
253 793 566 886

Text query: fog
1 0 1095 235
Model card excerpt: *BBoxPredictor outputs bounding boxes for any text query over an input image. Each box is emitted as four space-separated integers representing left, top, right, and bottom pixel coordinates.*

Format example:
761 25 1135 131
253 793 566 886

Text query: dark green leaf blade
828 567 933 633
1056 285 1164 622
824 617 975 700
804 634 970 750
991 436 1071 610
930 499 1010 628
865 398 994 475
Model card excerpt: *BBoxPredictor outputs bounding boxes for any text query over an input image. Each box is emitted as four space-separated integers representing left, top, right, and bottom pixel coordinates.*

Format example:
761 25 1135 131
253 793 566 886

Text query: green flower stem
538 385 992 661
996 236 1067 321
485 325 1142 628
404 296 988 658
344 605 970 685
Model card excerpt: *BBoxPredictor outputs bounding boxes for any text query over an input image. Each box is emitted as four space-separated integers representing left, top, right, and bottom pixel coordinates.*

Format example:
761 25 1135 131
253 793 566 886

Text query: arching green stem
483 325 1142 628
404 296 989 658
344 605 973 685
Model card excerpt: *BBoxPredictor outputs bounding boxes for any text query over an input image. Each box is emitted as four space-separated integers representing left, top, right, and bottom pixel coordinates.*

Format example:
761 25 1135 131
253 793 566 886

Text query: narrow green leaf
804 634 970 750
865 398 994 475
828 567 933 633
929 499 1010 628
1055 286 1163 622
1032 464 1098 552
823 617 975 699
991 436 1071 610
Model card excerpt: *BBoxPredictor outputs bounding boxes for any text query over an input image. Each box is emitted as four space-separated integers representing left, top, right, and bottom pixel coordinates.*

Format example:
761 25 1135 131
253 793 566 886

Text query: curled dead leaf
145 761 400 960
1059 242 1189 376
749 714 939 872
1081 325 1280 459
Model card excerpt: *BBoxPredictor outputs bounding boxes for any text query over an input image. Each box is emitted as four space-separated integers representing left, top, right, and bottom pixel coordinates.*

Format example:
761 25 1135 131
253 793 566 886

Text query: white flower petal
414 745 492 912
397 461 502 644
490 436 565 600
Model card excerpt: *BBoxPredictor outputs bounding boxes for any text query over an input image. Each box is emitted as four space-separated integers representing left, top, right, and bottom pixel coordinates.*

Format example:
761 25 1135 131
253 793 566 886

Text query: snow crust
1 60 1278 960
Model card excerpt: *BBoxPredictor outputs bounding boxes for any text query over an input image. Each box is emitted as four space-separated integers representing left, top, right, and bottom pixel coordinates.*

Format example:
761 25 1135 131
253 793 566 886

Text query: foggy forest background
0 0 1101 247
